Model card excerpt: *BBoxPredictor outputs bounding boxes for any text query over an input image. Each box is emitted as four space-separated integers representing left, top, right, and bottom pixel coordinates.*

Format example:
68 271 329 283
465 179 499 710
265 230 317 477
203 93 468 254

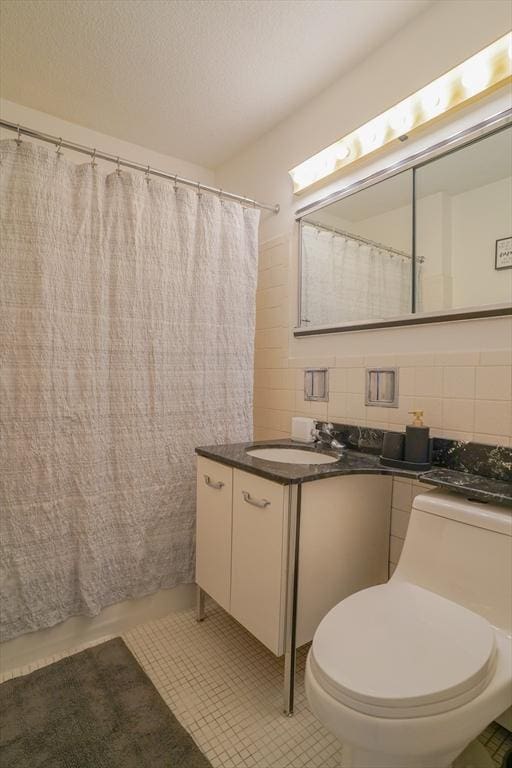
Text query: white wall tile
346 367 365 394
475 366 512 401
473 433 510 446
414 366 443 397
398 367 415 395
328 392 347 420
395 353 435 366
389 535 404 564
434 351 480 366
391 507 410 538
479 349 512 366
443 366 476 399
386 395 415 426
364 354 397 367
442 398 474 432
288 356 336 369
346 392 365 420
330 368 347 393
474 400 512 437
335 355 364 367
391 478 413 512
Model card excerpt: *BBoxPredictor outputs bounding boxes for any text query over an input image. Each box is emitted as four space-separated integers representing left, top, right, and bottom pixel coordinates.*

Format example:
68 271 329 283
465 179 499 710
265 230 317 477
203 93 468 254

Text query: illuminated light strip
289 32 512 194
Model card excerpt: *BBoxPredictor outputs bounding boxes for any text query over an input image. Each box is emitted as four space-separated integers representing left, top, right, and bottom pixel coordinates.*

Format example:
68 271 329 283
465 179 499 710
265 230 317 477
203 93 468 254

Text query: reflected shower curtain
301 224 411 325
0 140 259 641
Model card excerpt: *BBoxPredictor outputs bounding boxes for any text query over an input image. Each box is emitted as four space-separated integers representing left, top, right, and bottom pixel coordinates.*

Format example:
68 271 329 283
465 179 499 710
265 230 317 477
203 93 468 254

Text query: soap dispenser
404 410 431 464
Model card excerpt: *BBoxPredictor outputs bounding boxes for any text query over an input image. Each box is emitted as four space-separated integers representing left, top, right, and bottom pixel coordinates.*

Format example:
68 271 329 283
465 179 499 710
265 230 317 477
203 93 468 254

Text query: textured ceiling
0 0 431 168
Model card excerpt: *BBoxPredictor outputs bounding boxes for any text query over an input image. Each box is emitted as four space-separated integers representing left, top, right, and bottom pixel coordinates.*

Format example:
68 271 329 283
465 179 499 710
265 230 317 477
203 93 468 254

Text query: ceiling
0 0 431 168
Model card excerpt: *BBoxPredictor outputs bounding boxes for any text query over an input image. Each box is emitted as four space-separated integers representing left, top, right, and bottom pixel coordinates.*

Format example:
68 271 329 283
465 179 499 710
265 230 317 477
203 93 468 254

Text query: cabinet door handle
204 474 224 490
242 490 270 508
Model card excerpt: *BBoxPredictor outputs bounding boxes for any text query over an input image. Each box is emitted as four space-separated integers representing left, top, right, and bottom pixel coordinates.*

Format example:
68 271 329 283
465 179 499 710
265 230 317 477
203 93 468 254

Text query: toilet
305 489 512 768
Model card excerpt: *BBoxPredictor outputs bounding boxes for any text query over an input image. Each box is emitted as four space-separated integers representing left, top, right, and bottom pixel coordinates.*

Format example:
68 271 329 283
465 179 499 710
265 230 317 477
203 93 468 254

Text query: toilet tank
393 489 512 632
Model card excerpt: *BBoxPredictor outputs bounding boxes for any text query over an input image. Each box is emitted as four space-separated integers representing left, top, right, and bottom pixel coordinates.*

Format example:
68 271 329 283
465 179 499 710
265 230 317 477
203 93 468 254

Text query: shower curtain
301 224 412 326
0 140 259 642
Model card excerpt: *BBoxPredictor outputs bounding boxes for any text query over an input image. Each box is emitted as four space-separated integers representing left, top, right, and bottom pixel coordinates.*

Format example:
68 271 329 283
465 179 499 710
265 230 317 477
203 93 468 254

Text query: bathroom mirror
296 119 512 335
415 127 512 314
300 171 413 327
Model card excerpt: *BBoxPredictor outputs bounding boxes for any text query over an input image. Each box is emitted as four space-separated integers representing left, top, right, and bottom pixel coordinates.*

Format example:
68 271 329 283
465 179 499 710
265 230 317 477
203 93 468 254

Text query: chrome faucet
311 421 345 452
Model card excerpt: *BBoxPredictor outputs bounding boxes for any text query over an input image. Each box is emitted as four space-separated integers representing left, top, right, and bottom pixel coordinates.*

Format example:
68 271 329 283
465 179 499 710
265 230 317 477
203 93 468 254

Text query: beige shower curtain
0 139 259 642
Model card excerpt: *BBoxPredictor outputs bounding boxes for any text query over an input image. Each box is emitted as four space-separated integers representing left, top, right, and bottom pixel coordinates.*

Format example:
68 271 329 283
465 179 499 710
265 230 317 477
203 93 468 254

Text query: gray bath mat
0 637 212 768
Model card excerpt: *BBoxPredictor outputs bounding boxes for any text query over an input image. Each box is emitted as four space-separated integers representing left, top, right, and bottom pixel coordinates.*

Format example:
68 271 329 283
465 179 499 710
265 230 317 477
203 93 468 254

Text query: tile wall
389 477 436 576
254 238 512 447
253 235 511 574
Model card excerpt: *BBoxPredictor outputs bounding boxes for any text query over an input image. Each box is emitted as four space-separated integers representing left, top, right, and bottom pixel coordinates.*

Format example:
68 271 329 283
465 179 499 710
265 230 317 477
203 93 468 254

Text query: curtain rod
302 219 417 261
0 120 280 215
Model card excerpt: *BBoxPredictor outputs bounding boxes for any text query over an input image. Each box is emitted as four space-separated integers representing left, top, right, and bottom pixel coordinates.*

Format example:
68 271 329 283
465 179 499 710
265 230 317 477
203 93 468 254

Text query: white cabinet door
196 457 233 611
231 469 288 655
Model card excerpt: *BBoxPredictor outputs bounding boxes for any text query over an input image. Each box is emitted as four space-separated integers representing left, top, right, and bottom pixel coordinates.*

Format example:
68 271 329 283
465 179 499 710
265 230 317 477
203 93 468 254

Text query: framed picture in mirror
495 237 512 270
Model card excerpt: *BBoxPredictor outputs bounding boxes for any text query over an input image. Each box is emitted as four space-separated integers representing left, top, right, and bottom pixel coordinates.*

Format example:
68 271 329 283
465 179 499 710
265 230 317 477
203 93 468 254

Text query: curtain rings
145 164 151 184
56 137 63 155
173 174 178 193
116 157 121 176
91 148 97 168
219 189 224 205
197 181 202 199
16 124 22 146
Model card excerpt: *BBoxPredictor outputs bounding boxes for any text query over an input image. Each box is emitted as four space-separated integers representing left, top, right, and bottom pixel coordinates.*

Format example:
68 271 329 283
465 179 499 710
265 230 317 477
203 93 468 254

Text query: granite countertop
196 438 512 507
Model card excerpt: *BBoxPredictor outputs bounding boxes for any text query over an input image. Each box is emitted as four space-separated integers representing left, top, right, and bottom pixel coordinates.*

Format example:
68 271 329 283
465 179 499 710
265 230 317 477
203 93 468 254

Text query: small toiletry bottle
404 410 430 464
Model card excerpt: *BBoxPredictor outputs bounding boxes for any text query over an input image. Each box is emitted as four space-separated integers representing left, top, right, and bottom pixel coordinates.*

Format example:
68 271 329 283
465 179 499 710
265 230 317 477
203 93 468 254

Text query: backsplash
322 423 512 482
254 236 512 447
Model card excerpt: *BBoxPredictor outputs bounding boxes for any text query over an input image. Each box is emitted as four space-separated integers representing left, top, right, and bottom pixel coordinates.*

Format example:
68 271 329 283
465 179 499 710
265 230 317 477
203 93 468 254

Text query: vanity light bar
288 32 512 194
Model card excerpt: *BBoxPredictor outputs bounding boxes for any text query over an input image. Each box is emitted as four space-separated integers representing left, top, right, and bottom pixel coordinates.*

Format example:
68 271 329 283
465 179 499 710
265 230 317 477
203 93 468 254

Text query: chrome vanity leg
283 484 301 716
196 584 206 622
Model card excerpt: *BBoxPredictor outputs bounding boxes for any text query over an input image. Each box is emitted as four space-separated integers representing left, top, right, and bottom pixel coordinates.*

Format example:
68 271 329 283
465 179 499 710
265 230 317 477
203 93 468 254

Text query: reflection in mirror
415 126 512 313
300 170 413 327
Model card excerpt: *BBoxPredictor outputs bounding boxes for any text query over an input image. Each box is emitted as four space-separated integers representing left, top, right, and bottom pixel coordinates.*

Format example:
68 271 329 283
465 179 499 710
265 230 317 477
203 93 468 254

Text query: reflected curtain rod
302 219 417 261
0 120 280 214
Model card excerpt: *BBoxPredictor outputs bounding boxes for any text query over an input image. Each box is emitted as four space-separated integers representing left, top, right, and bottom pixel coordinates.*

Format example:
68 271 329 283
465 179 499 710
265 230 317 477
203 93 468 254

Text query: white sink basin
247 447 338 465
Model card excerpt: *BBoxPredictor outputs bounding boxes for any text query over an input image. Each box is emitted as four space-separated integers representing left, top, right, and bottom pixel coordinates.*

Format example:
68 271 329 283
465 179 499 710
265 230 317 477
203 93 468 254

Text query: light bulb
421 83 449 119
389 106 414 134
292 164 317 190
335 143 350 161
461 53 491 96
358 119 386 153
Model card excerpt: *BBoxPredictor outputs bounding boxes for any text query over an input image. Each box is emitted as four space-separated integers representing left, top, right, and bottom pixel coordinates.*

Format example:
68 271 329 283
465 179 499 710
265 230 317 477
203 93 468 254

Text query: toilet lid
310 581 496 718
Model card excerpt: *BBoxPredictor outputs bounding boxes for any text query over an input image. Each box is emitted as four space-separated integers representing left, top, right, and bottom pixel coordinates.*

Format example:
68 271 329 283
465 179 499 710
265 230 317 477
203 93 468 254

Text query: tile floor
125 602 343 768
479 722 512 767
2 601 511 768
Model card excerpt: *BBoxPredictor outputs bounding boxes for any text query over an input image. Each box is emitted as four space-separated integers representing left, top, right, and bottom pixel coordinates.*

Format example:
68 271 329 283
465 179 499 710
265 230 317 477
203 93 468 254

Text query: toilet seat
310 581 496 719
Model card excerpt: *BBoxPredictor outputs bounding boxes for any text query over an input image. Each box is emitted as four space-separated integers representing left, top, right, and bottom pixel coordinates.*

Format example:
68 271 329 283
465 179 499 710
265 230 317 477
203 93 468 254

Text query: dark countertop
420 468 512 506
196 439 512 507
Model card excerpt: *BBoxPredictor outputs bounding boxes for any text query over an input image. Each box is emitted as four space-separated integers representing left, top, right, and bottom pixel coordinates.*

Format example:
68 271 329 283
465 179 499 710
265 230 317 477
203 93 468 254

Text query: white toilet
305 489 512 768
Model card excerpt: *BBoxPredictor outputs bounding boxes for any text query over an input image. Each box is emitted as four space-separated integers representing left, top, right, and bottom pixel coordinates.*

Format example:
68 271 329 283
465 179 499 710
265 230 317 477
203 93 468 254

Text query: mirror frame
294 108 512 337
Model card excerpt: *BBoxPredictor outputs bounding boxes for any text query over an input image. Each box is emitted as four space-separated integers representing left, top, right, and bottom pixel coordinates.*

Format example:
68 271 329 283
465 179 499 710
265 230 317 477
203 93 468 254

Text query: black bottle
404 410 430 464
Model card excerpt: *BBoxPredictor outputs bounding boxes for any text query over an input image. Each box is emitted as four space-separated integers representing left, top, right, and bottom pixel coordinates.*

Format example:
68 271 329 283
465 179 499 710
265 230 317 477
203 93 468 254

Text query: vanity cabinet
196 456 391 657
231 469 288 653
195 457 233 611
